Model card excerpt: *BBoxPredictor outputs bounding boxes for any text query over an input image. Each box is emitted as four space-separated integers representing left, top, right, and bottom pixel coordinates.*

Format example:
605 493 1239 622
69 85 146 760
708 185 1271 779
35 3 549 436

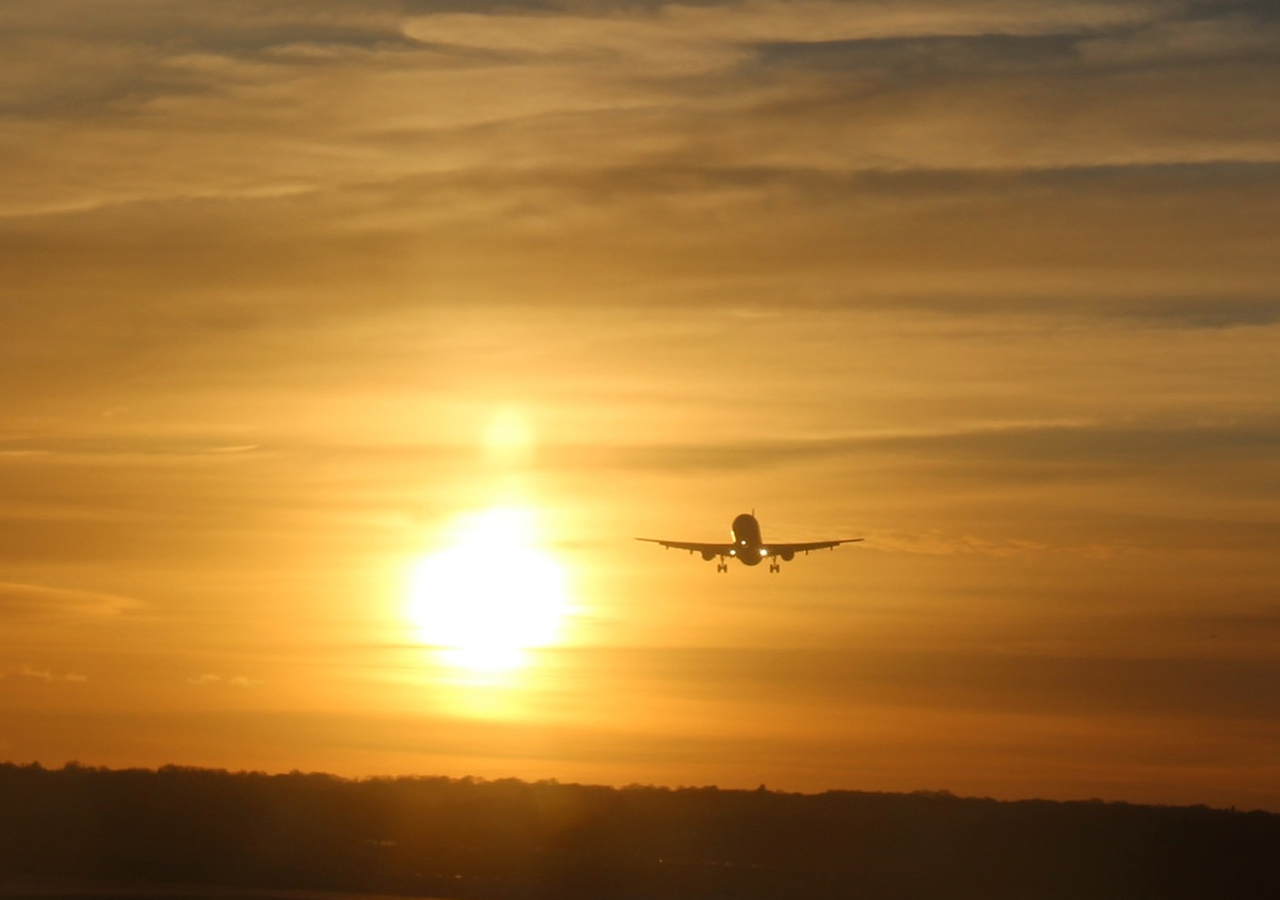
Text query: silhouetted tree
1 763 1277 899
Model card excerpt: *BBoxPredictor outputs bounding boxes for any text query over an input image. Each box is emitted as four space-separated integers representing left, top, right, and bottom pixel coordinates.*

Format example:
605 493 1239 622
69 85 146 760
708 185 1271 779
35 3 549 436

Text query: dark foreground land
2 764 1278 900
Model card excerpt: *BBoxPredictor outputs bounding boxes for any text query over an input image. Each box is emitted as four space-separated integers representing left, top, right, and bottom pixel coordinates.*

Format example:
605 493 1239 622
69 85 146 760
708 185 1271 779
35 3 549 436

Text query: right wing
765 538 864 555
636 538 734 558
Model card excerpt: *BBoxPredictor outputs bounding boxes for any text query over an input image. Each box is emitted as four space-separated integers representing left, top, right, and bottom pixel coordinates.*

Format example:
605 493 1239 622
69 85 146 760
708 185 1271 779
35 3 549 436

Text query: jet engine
701 549 717 561
780 550 795 562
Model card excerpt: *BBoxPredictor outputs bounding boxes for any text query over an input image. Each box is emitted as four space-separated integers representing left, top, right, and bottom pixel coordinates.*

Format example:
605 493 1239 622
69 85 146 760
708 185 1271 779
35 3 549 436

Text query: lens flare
482 409 535 466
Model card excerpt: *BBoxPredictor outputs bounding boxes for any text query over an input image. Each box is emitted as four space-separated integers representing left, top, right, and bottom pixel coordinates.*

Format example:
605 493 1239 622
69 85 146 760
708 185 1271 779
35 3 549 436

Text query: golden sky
2 0 1279 810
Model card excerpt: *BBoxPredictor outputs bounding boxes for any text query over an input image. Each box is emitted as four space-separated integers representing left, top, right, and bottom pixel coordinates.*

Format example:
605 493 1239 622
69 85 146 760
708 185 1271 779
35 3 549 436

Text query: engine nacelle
701 549 717 561
780 550 795 562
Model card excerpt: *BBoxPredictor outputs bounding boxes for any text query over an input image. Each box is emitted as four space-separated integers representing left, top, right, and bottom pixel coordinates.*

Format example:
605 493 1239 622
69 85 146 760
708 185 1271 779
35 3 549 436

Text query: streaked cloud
188 673 262 689
2 0 1276 218
0 582 144 620
10 665 89 684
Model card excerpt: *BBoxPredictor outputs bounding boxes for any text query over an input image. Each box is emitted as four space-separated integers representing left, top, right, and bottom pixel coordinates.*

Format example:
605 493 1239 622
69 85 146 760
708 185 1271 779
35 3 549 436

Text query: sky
2 0 1279 811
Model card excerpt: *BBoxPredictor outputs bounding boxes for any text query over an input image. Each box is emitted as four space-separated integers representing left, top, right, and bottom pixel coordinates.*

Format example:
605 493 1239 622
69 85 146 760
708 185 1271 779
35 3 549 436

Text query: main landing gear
769 559 781 573
716 560 728 573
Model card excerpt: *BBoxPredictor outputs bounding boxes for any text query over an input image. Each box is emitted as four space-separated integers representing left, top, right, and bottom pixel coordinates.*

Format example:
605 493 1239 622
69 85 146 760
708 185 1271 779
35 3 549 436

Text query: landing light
759 549 768 556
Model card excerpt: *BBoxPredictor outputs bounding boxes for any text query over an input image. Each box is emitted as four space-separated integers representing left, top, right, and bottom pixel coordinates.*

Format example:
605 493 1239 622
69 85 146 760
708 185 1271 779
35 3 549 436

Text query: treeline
1 763 1277 900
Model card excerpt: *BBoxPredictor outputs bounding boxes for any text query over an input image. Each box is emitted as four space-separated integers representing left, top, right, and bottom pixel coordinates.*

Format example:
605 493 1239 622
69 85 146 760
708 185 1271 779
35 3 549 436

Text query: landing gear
769 560 781 573
716 560 728 573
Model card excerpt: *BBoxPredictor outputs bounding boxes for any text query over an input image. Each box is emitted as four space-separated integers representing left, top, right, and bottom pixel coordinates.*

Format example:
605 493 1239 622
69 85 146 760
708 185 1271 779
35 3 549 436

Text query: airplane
637 512 862 573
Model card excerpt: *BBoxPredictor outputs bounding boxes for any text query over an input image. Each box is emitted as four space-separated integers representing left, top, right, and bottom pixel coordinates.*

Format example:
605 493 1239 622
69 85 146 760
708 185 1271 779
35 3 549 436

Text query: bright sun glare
406 507 570 674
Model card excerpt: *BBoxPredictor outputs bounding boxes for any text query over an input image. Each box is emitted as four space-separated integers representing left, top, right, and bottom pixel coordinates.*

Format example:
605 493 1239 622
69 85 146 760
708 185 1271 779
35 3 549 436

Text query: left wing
635 538 735 559
764 538 864 555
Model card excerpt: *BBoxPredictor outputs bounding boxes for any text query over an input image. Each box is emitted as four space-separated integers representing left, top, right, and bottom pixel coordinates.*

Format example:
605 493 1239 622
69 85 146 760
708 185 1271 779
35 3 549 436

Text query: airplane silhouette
638 512 862 573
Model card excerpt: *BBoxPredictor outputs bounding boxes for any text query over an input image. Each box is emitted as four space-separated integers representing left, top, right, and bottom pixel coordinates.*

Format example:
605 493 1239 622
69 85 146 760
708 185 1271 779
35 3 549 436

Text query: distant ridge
2 763 1277 900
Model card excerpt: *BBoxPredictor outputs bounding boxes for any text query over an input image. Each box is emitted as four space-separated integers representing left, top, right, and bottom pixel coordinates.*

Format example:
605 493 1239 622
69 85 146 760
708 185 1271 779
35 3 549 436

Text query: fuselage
639 512 856 572
730 512 764 566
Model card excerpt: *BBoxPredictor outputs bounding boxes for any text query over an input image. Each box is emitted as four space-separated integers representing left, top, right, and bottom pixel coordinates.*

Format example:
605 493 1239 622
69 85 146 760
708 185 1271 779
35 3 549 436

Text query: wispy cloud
188 673 262 689
0 582 144 620
9 664 89 683
2 0 1275 219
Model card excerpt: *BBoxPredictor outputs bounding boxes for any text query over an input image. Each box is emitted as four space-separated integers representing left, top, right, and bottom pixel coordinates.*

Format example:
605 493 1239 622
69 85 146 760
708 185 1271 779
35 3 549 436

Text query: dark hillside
1 764 1276 900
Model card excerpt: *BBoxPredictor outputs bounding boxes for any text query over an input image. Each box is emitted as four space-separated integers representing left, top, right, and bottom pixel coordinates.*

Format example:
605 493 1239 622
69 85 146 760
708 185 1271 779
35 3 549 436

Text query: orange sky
2 0 1280 811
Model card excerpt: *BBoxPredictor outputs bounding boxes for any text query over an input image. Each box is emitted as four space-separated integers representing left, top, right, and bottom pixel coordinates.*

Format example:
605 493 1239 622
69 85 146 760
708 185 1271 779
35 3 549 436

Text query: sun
406 507 571 673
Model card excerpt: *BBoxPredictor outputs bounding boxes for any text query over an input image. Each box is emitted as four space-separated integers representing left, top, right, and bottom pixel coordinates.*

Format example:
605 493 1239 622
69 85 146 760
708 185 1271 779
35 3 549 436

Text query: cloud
3 161 1277 344
583 417 1280 476
1078 10 1280 66
188 673 262 689
0 0 1274 369
0 582 144 620
1 0 1275 222
404 2 1172 65
612 645 1280 722
10 665 88 683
